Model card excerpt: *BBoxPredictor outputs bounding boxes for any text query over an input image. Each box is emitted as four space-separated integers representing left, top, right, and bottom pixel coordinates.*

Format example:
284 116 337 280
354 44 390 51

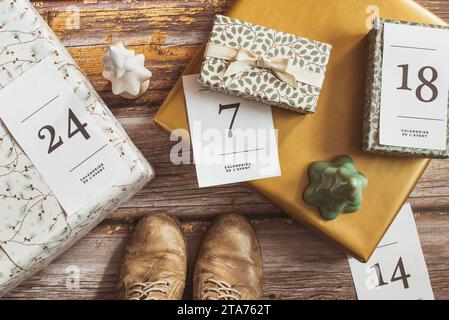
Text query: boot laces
203 279 241 300
127 280 171 300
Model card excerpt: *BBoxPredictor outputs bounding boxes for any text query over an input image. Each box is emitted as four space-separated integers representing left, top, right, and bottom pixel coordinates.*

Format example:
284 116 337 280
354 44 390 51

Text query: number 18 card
379 22 449 151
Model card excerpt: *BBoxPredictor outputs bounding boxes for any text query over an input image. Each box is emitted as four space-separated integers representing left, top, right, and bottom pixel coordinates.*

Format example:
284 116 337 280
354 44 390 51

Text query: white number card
0 59 128 215
380 22 449 150
182 74 281 188
348 204 434 300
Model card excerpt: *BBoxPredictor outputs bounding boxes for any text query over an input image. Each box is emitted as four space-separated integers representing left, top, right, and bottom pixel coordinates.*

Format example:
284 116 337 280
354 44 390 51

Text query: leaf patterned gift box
362 18 449 158
199 15 332 114
0 0 155 295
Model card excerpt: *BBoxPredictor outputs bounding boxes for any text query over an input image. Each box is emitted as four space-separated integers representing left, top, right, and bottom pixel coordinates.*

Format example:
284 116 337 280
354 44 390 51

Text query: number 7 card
182 74 281 188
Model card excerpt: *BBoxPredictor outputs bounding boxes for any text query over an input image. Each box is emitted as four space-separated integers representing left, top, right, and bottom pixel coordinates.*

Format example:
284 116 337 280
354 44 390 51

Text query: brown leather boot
193 214 263 300
117 213 187 300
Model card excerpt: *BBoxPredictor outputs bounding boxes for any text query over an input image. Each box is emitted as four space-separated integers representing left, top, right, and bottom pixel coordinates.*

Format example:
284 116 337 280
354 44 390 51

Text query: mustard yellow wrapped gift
155 0 444 261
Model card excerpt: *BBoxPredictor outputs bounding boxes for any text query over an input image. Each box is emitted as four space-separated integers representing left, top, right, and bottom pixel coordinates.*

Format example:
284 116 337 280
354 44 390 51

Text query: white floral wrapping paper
0 0 155 295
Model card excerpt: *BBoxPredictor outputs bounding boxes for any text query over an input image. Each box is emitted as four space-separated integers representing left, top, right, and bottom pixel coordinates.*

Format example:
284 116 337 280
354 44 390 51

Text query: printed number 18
397 64 439 103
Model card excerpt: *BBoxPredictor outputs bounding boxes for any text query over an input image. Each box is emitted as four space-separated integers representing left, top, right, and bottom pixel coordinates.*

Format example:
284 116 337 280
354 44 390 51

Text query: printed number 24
38 108 90 154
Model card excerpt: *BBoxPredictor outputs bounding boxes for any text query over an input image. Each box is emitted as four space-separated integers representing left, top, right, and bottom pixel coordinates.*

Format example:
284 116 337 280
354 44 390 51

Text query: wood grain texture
2 0 449 300
4 214 449 300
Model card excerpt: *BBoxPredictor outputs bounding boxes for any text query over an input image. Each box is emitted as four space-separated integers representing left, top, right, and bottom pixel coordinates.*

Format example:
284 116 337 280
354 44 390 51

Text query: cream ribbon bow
204 43 325 89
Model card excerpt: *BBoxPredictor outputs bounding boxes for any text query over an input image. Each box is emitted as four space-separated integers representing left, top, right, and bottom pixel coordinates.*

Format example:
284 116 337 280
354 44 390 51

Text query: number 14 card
348 204 434 300
182 74 281 188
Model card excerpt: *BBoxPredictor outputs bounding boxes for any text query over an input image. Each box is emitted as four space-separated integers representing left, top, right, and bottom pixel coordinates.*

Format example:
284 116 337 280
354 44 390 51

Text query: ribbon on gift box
204 42 325 89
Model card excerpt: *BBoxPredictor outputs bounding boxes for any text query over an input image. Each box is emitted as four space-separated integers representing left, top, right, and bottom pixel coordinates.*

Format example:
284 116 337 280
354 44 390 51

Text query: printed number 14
370 257 411 289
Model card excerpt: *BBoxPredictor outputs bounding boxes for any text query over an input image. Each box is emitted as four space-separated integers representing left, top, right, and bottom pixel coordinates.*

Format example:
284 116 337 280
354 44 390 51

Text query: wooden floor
4 0 449 300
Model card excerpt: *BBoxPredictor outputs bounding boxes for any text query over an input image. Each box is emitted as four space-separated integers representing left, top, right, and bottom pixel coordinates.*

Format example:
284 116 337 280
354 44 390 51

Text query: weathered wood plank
5 214 449 300
33 0 232 47
30 0 233 108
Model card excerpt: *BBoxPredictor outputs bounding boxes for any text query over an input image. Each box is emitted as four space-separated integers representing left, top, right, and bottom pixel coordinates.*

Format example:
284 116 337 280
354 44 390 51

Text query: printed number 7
219 103 240 137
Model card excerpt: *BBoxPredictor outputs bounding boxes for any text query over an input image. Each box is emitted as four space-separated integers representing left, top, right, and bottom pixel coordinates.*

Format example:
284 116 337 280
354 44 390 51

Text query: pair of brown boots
117 213 263 300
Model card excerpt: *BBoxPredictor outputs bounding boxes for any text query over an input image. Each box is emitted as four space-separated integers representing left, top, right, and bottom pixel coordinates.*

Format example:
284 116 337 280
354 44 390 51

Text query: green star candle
303 156 368 221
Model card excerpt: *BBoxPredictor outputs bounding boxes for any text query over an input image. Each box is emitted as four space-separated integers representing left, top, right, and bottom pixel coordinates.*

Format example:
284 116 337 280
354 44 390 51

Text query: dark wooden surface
3 0 449 300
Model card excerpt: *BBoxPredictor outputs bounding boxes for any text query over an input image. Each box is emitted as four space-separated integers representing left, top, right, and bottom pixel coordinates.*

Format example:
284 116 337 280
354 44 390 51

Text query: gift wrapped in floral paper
0 0 155 295
199 15 332 114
